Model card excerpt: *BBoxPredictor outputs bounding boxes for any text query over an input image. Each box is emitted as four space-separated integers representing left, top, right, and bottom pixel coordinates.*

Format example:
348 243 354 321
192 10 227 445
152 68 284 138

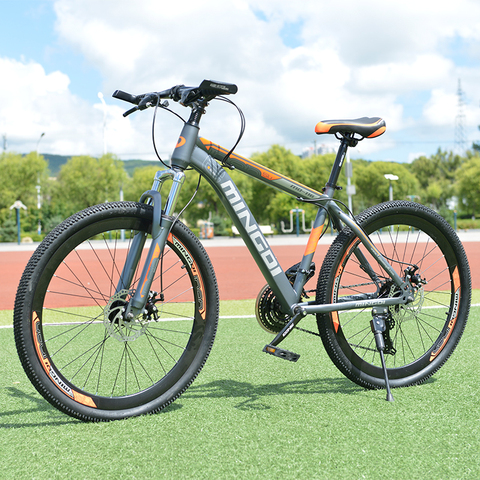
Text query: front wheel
316 201 471 389
14 202 219 421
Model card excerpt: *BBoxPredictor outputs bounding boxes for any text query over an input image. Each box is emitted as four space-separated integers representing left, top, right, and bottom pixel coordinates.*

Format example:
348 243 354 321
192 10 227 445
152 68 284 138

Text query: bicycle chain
294 325 321 337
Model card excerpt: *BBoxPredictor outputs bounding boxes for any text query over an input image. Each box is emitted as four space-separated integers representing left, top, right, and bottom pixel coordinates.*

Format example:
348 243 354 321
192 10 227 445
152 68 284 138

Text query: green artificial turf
1 301 478 479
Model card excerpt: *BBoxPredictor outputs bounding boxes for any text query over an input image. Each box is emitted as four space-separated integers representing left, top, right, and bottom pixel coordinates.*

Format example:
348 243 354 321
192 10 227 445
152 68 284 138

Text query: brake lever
122 93 159 117
123 106 139 117
138 93 156 109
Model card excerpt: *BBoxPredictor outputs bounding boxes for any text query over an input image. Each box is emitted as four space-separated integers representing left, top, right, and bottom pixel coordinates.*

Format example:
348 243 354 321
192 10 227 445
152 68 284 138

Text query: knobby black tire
14 202 219 421
316 201 471 389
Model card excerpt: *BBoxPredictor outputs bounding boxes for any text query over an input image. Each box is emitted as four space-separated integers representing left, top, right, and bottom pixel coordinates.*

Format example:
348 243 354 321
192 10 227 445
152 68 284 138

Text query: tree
123 165 157 202
0 151 49 232
354 161 419 209
248 145 301 225
52 154 128 217
455 155 480 218
409 149 462 210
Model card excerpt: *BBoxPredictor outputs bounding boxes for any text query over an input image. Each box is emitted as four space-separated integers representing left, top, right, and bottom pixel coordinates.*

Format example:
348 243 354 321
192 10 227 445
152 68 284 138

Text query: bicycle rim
15 203 218 419
317 202 470 387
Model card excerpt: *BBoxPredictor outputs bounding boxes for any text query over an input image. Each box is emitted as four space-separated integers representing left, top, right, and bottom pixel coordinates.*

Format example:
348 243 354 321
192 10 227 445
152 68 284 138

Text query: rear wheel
316 201 471 389
14 202 219 421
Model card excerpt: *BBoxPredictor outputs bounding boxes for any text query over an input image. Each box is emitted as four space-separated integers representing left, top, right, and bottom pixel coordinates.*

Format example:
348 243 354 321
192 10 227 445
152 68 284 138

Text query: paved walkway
3 230 479 252
2 231 479 310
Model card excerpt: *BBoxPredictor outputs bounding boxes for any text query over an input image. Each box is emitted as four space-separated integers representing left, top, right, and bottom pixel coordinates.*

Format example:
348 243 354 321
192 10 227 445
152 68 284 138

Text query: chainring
255 284 289 334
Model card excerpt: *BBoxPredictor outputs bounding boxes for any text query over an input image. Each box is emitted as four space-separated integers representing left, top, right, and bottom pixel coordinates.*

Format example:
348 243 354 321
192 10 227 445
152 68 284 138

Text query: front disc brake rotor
103 289 148 342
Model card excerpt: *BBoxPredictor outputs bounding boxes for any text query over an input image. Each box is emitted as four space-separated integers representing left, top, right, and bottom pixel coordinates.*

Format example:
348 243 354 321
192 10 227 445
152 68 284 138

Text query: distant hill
120 159 164 176
42 154 162 177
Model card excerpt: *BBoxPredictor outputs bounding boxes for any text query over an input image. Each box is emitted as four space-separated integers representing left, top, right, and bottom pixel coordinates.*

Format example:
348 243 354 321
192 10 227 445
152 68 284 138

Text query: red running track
2 242 479 311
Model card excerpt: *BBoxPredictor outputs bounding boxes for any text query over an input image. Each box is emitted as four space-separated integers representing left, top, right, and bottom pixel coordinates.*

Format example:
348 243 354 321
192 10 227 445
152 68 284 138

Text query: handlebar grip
112 90 140 105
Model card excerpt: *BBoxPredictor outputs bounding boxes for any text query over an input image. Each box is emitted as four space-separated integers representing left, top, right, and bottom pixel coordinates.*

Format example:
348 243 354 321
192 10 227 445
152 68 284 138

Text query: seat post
324 133 354 195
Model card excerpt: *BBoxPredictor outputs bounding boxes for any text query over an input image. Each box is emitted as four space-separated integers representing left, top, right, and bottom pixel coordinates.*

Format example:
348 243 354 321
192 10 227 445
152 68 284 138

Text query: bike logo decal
176 136 186 148
221 180 282 278
201 137 281 180
332 276 341 333
32 313 97 408
190 262 206 319
429 267 461 361
169 234 206 320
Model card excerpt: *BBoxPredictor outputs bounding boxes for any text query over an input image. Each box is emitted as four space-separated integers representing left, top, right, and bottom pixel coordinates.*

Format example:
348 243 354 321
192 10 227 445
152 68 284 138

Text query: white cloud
354 55 455 95
423 89 458 127
0 56 137 157
4 0 480 161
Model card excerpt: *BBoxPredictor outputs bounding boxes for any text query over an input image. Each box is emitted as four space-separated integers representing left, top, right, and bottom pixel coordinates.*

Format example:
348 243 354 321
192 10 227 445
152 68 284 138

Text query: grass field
1 300 479 479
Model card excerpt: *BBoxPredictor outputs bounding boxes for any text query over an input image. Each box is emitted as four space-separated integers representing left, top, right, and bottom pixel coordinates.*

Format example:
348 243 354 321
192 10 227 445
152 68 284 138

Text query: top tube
196 137 325 202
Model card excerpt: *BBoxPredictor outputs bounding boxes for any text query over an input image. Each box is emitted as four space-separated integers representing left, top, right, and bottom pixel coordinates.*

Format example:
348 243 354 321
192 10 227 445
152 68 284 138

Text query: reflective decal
171 235 207 320
32 313 97 407
430 267 461 361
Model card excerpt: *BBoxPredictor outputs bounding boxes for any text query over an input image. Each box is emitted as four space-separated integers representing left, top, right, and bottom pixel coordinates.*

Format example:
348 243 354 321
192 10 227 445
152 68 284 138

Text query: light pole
384 174 398 233
384 174 398 201
10 200 27 245
346 150 356 213
98 92 107 155
36 132 45 154
36 133 45 235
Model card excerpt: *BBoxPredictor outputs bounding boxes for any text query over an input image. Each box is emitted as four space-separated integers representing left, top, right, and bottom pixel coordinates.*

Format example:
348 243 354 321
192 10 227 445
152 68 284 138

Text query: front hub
103 289 148 342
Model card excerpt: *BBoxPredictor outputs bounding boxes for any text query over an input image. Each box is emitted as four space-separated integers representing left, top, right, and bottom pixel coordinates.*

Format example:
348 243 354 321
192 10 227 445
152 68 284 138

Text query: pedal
263 344 300 362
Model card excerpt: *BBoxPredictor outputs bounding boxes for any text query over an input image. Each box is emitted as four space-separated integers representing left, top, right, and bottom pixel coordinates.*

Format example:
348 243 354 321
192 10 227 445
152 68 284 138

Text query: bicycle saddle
315 117 386 138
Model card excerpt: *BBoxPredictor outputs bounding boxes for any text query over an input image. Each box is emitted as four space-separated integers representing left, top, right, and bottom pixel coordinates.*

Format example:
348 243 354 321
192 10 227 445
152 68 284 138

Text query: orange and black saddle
315 117 386 139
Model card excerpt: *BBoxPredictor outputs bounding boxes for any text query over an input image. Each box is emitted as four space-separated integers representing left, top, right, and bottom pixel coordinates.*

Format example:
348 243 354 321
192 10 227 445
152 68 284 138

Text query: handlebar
112 80 238 117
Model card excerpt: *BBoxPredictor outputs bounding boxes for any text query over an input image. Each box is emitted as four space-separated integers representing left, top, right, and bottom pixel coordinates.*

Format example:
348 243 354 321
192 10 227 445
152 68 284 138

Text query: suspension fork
116 167 186 319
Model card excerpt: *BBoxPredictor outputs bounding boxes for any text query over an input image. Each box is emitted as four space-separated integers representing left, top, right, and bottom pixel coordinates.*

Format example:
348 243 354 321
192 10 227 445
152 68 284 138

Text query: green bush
456 218 480 230
0 218 17 242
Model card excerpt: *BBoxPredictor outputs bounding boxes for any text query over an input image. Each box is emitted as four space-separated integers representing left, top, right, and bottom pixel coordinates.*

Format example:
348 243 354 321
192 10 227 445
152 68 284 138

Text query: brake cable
151 95 185 168
213 95 246 168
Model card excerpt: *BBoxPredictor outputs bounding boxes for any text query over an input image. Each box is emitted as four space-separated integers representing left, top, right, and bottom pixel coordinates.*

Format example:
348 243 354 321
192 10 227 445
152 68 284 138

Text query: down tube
190 147 298 313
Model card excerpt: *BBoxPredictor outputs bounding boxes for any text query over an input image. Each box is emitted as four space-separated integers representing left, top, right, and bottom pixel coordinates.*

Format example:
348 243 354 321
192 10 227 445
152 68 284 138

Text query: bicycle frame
14 82 470 420
118 118 412 322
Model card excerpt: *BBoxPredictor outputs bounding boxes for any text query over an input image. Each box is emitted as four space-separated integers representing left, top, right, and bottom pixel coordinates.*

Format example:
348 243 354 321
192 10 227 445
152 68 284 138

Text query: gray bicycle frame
118 121 412 320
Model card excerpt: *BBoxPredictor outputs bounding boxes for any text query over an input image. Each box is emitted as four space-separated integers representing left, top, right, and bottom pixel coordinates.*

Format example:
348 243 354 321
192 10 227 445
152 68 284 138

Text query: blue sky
0 1 100 100
2 0 480 163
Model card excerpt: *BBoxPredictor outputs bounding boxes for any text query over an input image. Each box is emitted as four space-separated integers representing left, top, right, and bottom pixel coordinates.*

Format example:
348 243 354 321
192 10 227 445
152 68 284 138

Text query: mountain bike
14 80 471 421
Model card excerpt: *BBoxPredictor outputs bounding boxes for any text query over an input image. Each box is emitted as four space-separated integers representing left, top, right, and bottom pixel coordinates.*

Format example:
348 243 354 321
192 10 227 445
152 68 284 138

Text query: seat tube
292 206 329 295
